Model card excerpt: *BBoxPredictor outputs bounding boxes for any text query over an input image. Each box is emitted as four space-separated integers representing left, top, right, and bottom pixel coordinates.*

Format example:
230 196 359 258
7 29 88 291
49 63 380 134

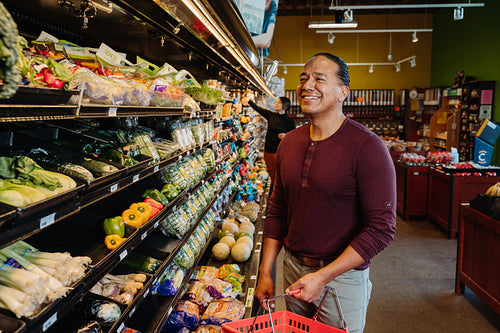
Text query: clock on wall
409 89 418 100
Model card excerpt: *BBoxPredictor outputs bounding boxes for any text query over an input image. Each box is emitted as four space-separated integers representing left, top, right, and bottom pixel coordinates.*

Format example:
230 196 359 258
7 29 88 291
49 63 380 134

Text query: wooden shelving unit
429 96 461 152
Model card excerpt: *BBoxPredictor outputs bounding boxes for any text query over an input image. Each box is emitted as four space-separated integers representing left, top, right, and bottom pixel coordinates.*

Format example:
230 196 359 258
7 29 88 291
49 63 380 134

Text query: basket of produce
222 288 349 333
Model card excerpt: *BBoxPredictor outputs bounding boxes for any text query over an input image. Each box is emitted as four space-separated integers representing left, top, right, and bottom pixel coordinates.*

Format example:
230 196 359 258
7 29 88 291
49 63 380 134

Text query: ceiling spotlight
412 31 419 43
283 66 288 75
410 57 417 67
344 9 354 23
368 64 374 74
454 6 464 20
395 63 401 72
328 32 336 44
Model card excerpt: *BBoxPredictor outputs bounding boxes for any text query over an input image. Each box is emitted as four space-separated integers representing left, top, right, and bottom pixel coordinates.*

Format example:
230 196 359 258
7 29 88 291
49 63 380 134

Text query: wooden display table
427 167 500 238
394 161 429 220
456 204 500 315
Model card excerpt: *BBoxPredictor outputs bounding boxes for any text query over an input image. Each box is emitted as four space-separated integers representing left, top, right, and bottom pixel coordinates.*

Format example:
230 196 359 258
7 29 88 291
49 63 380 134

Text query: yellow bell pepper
129 202 152 224
122 208 144 228
104 234 126 250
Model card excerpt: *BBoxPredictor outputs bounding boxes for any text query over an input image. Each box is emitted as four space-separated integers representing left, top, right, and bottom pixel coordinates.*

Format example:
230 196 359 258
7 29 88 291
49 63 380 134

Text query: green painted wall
430 0 500 163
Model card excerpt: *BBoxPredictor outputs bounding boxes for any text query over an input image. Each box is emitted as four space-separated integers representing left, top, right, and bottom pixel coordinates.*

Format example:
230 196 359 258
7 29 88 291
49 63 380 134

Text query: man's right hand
255 274 275 311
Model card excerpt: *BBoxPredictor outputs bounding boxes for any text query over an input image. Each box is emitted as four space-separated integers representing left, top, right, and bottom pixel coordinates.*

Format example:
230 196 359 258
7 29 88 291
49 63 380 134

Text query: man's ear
339 85 349 103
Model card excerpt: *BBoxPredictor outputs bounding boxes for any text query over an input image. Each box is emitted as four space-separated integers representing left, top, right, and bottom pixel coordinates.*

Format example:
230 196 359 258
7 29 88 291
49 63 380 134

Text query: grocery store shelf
0 105 78 122
78 104 186 118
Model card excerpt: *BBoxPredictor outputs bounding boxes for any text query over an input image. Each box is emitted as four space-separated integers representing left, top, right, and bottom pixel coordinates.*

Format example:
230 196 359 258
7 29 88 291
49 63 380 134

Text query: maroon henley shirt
264 118 397 270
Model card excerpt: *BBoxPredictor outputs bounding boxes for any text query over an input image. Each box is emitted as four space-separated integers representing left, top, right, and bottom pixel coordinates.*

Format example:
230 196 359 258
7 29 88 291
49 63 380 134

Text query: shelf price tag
107 107 117 117
109 183 119 193
154 221 159 229
154 165 159 173
40 212 56 229
119 250 128 261
129 307 136 317
245 288 254 307
141 232 147 240
132 174 140 183
117 322 125 333
42 312 57 331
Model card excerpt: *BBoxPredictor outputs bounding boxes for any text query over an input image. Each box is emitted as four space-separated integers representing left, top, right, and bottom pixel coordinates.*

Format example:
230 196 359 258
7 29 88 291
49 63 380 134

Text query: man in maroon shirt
255 53 396 333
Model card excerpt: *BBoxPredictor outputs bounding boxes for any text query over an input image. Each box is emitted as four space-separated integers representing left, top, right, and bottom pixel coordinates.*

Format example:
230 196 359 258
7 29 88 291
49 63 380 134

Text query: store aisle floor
273 216 500 332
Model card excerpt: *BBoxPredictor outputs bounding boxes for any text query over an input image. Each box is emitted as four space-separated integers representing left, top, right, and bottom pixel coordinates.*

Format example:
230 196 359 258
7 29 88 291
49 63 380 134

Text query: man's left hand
285 272 326 303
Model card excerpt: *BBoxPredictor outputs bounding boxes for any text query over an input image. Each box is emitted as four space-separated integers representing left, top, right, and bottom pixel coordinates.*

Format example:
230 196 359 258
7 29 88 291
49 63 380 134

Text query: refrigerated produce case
0 0 272 331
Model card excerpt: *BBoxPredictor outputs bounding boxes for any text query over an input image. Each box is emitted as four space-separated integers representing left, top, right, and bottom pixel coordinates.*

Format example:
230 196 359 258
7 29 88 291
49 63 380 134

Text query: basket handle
249 289 302 333
312 286 348 331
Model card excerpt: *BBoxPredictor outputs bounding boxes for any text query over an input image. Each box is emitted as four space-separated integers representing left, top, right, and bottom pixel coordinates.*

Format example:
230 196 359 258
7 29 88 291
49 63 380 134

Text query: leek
0 284 36 318
0 247 67 295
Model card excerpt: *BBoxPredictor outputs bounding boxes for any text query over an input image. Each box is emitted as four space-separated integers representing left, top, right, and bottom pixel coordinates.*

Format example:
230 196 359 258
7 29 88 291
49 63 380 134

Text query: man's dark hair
311 52 350 87
279 96 291 112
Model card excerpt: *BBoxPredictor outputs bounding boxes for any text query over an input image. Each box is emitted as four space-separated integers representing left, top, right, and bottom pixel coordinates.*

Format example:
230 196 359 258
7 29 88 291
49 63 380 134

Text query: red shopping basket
222 287 349 333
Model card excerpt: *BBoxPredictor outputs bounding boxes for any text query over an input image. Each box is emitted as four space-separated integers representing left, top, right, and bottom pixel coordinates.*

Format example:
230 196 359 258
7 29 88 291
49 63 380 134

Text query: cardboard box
476 119 500 146
474 137 495 166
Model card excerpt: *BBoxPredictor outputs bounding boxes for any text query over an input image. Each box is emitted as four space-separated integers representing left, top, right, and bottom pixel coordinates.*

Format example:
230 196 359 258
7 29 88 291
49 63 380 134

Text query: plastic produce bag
164 300 200 332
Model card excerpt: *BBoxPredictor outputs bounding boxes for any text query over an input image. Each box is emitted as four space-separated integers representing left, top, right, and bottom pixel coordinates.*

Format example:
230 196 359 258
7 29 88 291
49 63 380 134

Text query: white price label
108 107 117 117
117 322 125 333
245 288 255 307
42 312 57 331
133 174 140 182
141 232 147 240
154 221 159 229
154 165 159 172
40 212 56 229
110 183 119 193
258 231 263 235
119 250 128 261
129 307 136 317
143 288 150 298
262 215 266 219
178 155 183 160
250 275 257 280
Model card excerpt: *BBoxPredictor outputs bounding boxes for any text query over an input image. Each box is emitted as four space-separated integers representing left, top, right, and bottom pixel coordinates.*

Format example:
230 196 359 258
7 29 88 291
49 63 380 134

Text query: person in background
254 53 397 333
241 96 296 184
251 0 278 57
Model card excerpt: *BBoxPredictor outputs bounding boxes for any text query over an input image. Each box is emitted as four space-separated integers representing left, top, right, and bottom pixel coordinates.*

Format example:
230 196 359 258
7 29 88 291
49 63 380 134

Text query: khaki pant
283 249 372 333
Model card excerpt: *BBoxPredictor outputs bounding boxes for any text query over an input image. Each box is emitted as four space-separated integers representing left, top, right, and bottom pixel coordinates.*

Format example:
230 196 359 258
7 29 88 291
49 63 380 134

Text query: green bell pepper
142 188 169 206
103 216 125 237
161 183 179 201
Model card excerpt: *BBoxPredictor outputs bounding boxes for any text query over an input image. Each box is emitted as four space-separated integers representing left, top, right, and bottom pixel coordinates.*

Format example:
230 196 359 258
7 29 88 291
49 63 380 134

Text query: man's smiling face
296 55 348 116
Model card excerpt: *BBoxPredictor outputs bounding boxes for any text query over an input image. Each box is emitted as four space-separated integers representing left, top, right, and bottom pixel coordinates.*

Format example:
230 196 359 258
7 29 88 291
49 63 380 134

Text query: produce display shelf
0 105 77 122
123 178 232 332
0 312 25 333
0 204 17 229
0 85 80 105
14 179 185 333
0 199 81 249
78 104 186 118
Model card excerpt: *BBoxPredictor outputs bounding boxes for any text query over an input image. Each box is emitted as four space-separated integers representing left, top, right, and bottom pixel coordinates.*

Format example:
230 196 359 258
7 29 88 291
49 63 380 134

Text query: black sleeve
287 117 296 131
248 100 273 120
